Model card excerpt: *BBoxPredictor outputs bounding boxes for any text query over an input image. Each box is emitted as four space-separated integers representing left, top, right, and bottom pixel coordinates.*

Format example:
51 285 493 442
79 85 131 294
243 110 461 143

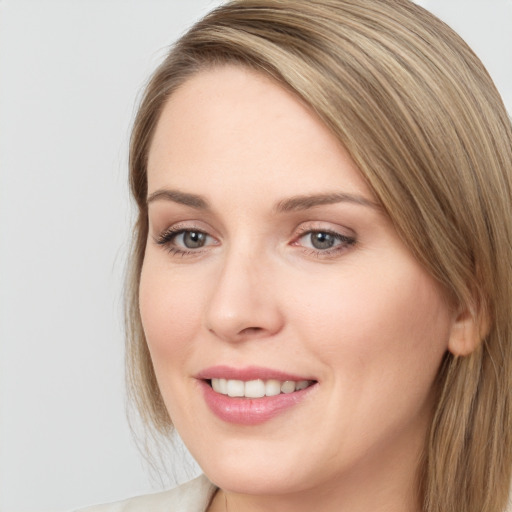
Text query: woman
84 0 512 510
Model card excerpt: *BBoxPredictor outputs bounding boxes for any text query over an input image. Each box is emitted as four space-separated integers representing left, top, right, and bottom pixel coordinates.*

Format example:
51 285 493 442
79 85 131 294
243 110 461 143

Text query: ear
447 304 490 357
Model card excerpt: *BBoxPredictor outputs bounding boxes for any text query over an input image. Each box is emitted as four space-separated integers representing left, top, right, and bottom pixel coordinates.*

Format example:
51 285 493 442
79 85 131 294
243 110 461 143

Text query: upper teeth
211 378 311 398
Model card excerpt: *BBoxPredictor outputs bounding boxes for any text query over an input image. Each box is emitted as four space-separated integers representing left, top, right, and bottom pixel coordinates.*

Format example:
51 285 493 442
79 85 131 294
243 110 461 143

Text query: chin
202 459 312 496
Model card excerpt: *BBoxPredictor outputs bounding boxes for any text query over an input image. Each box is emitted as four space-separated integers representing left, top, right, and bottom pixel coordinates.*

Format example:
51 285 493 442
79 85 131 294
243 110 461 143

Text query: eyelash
155 225 214 257
292 227 356 258
154 225 356 258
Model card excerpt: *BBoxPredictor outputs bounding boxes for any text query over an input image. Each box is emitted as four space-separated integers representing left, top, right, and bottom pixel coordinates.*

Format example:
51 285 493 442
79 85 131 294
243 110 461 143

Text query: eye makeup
152 221 357 260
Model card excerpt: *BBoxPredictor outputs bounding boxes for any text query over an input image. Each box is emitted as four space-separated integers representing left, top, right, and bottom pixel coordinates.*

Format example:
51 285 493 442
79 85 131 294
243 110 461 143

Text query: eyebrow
146 188 379 212
147 189 210 209
275 192 379 212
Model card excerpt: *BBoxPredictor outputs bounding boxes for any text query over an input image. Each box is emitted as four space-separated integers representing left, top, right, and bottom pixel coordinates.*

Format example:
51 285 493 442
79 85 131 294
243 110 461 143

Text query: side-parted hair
126 1 512 511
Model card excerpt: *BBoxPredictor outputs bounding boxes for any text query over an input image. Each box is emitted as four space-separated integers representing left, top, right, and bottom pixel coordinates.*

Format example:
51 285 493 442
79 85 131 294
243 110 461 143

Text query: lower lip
199 380 317 425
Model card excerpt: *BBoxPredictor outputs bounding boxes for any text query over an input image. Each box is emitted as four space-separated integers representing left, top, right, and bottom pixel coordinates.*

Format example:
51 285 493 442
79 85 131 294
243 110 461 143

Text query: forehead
147 65 371 201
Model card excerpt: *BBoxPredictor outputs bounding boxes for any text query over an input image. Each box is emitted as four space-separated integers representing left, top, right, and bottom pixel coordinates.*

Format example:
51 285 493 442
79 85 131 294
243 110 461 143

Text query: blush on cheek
141 273 209 374
302 262 450 382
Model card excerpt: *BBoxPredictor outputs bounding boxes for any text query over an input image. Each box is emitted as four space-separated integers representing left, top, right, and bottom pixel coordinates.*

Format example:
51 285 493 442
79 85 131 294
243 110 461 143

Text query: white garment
76 474 512 511
76 475 217 512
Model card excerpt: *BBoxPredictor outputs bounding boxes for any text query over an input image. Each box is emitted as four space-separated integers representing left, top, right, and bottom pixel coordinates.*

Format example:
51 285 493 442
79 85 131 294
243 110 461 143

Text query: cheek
139 256 204 370
288 260 452 400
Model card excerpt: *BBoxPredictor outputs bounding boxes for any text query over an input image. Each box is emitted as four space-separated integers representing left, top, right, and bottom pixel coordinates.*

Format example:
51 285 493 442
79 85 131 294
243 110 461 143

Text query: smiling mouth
207 378 316 398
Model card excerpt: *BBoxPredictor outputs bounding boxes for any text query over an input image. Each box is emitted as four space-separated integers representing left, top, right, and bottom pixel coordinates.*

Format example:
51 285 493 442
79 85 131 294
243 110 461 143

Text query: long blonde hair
126 1 512 510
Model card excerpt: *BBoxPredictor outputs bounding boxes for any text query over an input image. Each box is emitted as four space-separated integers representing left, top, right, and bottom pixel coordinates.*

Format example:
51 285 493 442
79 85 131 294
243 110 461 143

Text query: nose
204 249 284 343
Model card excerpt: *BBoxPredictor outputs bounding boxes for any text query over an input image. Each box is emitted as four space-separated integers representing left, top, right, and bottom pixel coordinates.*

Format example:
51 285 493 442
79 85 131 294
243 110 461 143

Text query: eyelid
293 221 356 240
152 220 217 241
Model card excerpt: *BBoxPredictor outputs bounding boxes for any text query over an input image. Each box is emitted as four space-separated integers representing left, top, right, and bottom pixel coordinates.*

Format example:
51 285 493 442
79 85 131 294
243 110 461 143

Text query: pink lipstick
196 366 317 425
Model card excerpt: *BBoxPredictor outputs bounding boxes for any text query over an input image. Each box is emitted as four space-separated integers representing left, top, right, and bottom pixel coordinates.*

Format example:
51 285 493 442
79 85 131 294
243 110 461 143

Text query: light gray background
1 1 511 511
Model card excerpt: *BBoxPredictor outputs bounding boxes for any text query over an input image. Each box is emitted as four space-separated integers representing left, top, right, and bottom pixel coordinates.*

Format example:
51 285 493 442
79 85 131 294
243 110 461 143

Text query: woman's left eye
295 230 356 254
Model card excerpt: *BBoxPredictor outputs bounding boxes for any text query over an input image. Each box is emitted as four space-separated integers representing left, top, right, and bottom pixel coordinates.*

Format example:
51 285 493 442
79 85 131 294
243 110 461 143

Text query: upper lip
196 365 316 382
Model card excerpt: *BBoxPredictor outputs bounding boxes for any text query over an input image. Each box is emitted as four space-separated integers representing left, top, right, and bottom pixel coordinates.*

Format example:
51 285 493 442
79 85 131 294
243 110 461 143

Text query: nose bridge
204 241 282 342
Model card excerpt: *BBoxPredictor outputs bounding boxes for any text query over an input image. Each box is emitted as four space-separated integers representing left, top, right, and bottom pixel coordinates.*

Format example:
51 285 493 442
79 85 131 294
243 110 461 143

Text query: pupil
311 232 335 250
183 231 205 248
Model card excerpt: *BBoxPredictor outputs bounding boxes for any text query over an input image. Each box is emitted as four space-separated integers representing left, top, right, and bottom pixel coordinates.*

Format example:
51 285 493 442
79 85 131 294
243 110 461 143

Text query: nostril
240 327 264 335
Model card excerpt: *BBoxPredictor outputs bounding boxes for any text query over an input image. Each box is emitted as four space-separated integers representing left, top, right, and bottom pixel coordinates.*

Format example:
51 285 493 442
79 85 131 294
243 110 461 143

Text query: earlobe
447 304 490 357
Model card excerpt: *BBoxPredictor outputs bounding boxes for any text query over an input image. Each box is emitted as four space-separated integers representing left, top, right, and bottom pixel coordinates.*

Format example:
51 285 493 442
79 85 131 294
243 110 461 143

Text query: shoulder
76 475 217 512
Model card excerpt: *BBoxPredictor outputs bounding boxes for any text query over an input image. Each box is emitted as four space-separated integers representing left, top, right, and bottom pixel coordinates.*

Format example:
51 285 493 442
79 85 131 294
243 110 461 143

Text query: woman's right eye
174 230 209 249
155 227 217 255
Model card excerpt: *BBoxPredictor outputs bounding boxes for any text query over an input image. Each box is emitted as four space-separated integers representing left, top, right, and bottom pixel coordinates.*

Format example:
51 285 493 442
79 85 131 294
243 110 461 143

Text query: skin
140 65 466 512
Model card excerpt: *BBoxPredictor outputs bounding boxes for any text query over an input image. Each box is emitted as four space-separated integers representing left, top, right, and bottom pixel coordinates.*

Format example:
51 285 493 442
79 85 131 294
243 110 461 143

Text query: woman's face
140 66 457 504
